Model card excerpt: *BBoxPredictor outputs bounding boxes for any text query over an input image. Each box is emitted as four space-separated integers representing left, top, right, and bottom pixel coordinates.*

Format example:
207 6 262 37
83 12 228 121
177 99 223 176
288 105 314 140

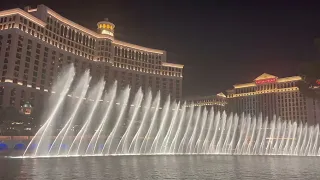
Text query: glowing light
161 62 184 69
0 8 46 27
255 78 277 85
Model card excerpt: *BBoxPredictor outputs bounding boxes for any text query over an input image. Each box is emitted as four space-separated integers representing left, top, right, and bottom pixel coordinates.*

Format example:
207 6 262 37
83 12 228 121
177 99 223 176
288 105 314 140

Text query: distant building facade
185 93 227 112
0 4 184 119
226 73 320 125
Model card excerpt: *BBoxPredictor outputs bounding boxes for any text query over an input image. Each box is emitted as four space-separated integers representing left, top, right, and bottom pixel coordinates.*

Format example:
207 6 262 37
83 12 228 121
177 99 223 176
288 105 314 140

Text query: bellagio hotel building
0 5 184 112
227 73 320 125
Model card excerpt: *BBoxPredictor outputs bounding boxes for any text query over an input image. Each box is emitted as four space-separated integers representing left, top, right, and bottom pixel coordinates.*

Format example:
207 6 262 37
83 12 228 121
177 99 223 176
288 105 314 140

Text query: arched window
11 88 16 96
76 32 79 42
64 26 68 38
86 36 89 46
21 90 25 98
82 35 86 45
68 28 71 39
72 30 75 40
60 25 64 36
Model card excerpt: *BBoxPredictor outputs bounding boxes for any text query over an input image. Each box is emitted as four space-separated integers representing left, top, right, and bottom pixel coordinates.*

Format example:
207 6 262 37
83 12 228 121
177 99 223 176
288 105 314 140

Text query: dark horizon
3 0 320 97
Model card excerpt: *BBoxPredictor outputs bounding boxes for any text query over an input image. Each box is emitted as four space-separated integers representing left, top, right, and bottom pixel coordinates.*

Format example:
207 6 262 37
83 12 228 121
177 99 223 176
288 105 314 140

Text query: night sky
3 0 320 97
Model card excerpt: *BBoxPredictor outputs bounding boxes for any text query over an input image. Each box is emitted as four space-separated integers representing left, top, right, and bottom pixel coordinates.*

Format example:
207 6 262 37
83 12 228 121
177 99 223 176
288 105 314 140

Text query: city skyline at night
3 1 320 97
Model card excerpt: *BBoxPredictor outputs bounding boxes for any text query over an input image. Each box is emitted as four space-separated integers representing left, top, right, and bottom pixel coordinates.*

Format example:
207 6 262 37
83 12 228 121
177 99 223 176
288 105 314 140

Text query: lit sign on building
255 78 277 85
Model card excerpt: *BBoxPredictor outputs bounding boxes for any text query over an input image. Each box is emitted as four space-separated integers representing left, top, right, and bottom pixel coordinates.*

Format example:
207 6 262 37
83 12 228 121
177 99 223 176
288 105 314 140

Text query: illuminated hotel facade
0 5 184 113
185 93 227 112
226 73 320 125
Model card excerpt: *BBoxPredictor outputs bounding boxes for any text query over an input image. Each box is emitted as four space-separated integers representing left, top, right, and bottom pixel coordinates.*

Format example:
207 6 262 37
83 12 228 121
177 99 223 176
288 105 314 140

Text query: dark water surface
0 155 319 179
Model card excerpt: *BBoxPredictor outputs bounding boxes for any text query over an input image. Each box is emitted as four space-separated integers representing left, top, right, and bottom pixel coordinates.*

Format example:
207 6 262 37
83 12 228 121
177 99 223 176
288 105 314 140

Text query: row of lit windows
228 87 299 98
47 16 96 49
236 82 298 94
114 46 161 61
0 14 182 94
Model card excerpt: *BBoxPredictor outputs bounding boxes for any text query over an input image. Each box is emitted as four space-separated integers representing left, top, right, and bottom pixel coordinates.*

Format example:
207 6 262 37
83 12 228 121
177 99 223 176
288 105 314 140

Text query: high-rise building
226 73 320 125
0 5 184 115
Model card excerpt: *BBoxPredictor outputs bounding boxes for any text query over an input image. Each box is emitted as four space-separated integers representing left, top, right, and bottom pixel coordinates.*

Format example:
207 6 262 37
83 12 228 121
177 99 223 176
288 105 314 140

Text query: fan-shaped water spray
23 65 320 157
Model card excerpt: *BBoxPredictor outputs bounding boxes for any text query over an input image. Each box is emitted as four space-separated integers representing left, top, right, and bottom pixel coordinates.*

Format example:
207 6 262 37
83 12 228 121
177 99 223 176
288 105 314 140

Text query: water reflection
2 156 320 179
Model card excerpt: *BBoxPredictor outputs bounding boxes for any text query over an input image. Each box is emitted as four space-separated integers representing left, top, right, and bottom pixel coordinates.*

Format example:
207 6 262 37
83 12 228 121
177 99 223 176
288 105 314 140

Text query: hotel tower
0 5 184 115
227 73 320 125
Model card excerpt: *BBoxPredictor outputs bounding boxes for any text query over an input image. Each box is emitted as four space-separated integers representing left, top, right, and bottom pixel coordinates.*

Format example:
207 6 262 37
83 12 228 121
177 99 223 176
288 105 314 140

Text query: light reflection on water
0 155 320 179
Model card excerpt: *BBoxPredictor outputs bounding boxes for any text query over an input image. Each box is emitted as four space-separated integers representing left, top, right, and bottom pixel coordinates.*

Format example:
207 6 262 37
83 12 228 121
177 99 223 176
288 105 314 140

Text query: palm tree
297 61 320 99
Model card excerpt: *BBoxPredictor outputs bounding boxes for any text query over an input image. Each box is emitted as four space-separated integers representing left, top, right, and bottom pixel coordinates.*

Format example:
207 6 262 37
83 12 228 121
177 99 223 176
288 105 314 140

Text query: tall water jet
129 90 152 154
49 71 91 155
252 115 262 154
277 120 287 154
169 102 187 153
102 86 131 155
289 122 298 155
246 116 256 154
139 91 161 154
201 108 214 153
68 80 105 155
222 113 233 154
186 107 202 154
240 114 252 154
178 104 194 153
116 88 143 154
85 81 117 155
258 117 268 155
234 113 245 154
283 121 293 154
24 65 75 157
228 113 239 154
299 123 308 156
149 96 171 153
312 125 319 155
20 64 320 158
160 102 180 153
195 108 208 153
208 111 222 154
272 118 282 154
293 122 303 155
215 111 227 154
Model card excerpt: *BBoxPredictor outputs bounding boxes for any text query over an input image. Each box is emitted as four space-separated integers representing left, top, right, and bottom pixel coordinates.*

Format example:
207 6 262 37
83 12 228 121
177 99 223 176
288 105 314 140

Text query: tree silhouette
297 61 320 99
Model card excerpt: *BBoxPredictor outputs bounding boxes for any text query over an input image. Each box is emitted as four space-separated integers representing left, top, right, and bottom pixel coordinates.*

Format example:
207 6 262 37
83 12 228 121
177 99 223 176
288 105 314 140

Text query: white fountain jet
160 102 180 153
178 104 194 154
85 81 118 155
115 88 144 154
101 86 131 155
24 65 75 157
139 91 161 154
169 102 187 153
201 108 214 153
48 71 91 156
149 96 171 154
68 80 105 156
195 108 208 153
186 107 202 154
129 90 153 154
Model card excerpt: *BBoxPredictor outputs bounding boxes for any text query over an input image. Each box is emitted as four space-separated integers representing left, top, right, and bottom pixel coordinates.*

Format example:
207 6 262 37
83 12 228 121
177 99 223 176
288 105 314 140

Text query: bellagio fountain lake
16 65 320 157
2 65 320 179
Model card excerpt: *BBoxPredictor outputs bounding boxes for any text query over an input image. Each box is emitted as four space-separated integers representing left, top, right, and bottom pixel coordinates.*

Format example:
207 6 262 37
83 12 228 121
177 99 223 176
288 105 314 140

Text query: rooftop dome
97 18 115 37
